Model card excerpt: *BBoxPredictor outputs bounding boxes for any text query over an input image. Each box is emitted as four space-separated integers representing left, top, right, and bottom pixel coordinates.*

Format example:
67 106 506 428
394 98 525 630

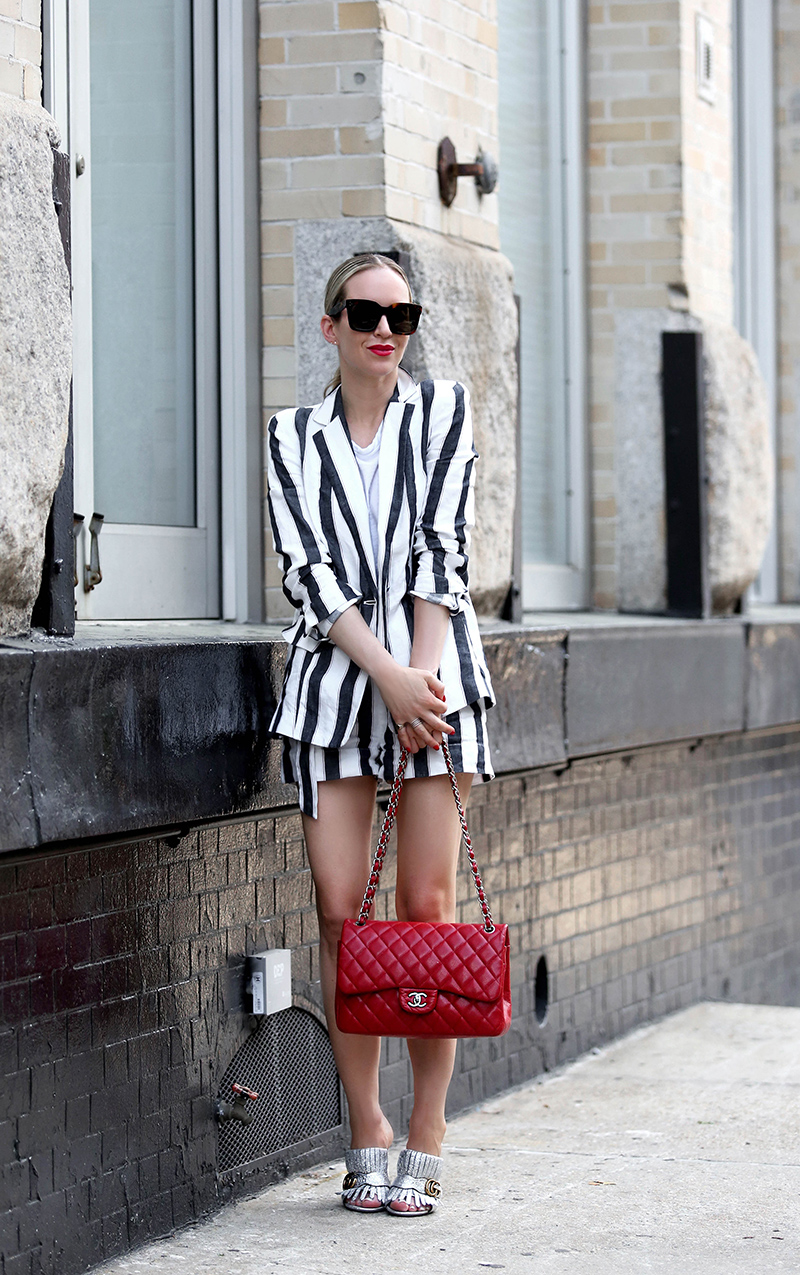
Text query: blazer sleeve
410 381 477 615
266 410 361 638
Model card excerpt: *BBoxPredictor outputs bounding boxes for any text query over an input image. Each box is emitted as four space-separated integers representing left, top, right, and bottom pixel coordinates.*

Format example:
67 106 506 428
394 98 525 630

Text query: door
66 0 220 619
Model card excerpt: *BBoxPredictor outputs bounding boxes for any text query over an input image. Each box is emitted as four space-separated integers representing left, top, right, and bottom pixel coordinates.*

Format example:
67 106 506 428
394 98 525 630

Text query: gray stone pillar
0 99 72 637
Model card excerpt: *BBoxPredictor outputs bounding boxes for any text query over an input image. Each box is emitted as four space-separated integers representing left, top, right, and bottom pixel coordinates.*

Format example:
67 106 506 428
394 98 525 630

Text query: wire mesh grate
217 1007 341 1174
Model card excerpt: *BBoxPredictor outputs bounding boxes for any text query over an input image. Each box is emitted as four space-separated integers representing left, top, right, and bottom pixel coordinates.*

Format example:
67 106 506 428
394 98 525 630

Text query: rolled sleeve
315 597 360 638
267 412 362 638
410 382 476 615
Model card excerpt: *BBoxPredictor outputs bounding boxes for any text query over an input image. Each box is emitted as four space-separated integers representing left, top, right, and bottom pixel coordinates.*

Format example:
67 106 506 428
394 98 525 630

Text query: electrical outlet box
246 949 292 1016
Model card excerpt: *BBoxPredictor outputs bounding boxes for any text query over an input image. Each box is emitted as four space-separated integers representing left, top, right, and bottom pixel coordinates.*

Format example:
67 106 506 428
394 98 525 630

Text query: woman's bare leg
302 775 393 1152
395 771 474 1159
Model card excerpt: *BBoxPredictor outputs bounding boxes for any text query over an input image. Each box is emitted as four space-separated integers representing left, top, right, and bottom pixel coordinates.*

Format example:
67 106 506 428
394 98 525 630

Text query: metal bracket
437 136 498 206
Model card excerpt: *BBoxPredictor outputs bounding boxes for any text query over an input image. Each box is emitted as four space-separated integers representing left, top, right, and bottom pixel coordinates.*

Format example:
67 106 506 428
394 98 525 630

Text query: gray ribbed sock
396 1148 442 1181
344 1146 389 1174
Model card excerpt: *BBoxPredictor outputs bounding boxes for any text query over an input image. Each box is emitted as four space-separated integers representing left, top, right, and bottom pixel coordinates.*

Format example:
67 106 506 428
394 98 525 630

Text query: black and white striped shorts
280 682 493 819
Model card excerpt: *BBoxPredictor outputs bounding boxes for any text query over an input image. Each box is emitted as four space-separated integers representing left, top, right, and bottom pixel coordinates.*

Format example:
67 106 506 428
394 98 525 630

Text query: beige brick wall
381 0 499 250
259 0 384 421
0 0 41 101
679 0 733 325
587 0 733 609
776 0 800 601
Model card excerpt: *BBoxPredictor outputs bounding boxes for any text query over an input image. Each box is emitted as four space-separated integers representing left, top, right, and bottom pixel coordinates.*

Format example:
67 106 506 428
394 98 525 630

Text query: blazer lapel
376 399 403 585
310 401 378 595
377 374 421 584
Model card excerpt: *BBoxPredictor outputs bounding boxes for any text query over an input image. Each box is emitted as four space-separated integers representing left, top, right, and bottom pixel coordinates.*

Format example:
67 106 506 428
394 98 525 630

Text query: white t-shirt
352 421 384 571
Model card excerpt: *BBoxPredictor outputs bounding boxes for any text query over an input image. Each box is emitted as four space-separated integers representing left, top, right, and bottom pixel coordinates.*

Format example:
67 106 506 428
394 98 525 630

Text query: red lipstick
368 344 394 356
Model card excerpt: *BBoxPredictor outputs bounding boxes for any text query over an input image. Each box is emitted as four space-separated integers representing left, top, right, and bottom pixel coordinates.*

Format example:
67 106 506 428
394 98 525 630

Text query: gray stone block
747 622 800 728
566 622 746 755
704 321 773 612
5 638 293 850
0 648 35 850
481 628 566 771
614 310 772 614
0 100 71 637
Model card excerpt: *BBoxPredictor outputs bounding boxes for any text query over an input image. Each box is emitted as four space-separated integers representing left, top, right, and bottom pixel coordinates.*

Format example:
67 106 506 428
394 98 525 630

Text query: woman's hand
375 663 454 755
326 601 454 754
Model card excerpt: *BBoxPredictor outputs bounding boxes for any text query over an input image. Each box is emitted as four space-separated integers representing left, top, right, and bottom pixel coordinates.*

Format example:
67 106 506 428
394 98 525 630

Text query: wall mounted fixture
214 1081 259 1126
246 949 292 1016
437 137 498 206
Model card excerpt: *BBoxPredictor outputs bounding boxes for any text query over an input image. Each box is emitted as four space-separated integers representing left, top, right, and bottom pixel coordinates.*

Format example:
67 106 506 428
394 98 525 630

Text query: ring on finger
409 717 423 730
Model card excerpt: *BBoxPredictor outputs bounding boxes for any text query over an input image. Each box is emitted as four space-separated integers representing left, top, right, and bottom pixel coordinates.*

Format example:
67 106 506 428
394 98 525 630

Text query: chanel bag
335 740 512 1039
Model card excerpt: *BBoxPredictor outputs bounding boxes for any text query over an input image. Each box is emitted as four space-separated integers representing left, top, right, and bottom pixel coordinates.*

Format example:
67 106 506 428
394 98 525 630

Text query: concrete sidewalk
95 1002 800 1275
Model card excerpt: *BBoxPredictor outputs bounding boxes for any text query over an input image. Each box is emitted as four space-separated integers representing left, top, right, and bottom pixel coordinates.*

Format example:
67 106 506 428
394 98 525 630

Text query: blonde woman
267 253 495 1215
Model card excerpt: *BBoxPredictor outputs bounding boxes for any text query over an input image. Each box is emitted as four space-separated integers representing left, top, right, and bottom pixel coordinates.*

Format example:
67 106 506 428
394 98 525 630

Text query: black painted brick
3 727 800 1271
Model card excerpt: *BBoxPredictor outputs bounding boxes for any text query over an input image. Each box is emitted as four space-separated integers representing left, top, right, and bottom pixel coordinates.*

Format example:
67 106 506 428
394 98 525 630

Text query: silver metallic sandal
340 1147 390 1212
385 1148 442 1216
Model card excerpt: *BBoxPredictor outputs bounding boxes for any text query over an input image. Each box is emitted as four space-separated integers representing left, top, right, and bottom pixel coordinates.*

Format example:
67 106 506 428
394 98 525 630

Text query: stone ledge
2 609 799 852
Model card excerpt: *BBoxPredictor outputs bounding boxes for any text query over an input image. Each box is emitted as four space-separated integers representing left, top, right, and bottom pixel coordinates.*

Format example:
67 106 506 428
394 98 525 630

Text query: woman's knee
395 882 455 924
316 895 363 948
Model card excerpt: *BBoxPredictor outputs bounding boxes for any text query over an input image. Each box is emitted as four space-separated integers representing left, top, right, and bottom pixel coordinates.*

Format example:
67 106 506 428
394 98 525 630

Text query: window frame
42 0 263 623
733 0 779 603
501 0 588 613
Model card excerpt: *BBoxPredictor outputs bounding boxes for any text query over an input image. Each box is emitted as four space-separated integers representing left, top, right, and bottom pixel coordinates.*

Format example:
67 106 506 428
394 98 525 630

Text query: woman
266 253 495 1215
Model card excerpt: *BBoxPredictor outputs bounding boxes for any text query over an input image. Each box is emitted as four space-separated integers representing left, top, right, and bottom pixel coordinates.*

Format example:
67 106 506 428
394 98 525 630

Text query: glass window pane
90 0 195 527
498 0 567 565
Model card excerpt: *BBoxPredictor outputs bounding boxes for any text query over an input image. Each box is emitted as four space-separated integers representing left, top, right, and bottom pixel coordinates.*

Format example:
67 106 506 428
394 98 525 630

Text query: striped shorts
280 680 493 819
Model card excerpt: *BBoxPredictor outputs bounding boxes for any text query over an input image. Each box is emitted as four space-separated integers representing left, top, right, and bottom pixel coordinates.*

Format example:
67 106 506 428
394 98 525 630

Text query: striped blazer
266 369 495 747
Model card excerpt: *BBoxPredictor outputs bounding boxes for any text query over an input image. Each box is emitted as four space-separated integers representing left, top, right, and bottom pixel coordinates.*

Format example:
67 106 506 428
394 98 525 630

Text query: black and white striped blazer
266 369 495 747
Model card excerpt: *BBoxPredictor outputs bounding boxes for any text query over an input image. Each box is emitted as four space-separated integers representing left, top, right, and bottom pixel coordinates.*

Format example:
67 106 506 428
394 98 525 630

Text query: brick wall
776 0 800 602
0 0 41 101
381 0 499 249
587 0 734 609
258 0 384 427
4 724 800 1272
679 0 733 324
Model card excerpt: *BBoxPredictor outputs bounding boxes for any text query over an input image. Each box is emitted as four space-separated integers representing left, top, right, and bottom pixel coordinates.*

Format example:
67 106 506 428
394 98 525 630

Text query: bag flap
337 919 509 1003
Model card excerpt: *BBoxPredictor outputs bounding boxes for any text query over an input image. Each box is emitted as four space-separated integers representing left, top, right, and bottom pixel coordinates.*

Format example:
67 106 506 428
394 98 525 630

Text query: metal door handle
72 514 85 588
84 512 104 592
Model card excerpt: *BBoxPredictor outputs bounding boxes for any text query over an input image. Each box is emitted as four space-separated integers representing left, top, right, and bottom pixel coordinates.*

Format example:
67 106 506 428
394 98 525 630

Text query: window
43 1 262 622
497 0 587 610
733 0 778 602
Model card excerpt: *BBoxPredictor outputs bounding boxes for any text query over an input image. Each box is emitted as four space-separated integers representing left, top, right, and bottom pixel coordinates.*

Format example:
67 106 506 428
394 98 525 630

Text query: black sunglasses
328 298 422 335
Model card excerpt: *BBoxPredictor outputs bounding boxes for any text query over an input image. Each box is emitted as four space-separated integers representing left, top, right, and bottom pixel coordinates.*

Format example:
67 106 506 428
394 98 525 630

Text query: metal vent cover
217 1006 341 1174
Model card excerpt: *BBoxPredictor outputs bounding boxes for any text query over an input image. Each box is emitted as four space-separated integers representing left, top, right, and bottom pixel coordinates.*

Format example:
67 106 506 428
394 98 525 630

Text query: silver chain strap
355 739 495 932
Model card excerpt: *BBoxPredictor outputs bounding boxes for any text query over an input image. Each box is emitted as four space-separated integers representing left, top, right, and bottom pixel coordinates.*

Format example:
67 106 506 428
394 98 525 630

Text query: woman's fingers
421 670 446 699
397 715 450 753
403 714 453 751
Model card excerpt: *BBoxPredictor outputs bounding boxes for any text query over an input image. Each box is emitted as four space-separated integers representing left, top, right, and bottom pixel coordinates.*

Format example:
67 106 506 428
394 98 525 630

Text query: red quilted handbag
335 739 511 1039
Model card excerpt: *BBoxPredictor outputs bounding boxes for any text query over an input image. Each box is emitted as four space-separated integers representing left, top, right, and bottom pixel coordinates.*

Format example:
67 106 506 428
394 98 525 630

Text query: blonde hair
323 253 413 397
